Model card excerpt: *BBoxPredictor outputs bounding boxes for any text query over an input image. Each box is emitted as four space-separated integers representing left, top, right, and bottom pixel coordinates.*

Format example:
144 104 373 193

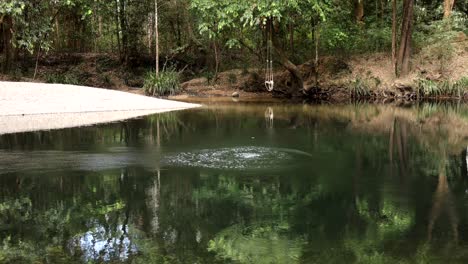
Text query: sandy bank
0 81 200 134
0 81 200 116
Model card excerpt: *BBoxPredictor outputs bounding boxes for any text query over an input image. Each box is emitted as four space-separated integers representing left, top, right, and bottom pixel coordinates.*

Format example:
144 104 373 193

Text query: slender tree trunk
391 0 397 75
110 24 114 52
92 4 97 52
98 12 102 51
115 0 121 56
74 16 78 50
397 0 414 76
148 13 153 54
314 27 319 86
98 15 103 37
380 0 384 23
33 45 41 80
2 15 12 73
79 22 84 52
389 118 395 162
289 21 294 52
119 0 128 63
0 20 4 55
169 21 177 48
213 40 219 81
176 12 182 46
55 17 60 50
311 18 319 86
155 0 159 76
443 0 455 19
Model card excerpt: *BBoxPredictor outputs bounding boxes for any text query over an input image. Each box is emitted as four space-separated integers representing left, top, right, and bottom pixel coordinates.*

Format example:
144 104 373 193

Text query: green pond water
1 102 468 263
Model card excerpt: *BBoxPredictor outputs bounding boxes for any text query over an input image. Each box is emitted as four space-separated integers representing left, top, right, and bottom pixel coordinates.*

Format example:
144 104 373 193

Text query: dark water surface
1 102 468 263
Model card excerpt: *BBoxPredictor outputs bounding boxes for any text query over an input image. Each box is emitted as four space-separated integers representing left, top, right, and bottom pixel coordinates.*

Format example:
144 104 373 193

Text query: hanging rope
265 17 274 92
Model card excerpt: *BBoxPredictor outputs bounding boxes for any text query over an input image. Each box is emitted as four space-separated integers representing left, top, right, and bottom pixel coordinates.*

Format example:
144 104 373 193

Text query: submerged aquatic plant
143 69 181 96
208 222 304 264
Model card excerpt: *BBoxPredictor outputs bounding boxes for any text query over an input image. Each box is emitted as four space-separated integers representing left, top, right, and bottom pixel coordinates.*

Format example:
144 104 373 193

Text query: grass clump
417 77 468 98
202 71 215 85
350 77 377 98
455 77 468 90
143 69 181 96
228 73 237 84
45 72 81 85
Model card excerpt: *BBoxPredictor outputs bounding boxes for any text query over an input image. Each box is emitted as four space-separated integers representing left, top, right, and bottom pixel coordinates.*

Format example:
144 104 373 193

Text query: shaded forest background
0 0 466 97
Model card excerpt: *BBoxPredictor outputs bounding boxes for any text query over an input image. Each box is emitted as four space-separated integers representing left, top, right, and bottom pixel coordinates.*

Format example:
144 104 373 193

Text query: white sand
0 81 200 134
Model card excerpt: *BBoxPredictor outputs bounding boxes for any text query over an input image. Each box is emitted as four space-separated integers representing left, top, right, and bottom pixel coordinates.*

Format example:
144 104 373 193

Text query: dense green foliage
0 0 466 80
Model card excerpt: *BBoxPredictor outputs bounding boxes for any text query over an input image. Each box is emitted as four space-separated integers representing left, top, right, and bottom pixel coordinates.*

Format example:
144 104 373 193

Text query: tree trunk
119 0 128 63
391 0 397 75
115 0 121 57
55 17 60 50
213 40 219 82
148 13 153 55
443 0 455 19
355 0 364 23
314 27 319 87
92 4 97 52
33 45 41 80
181 1 204 52
397 0 414 76
98 13 103 51
0 20 4 55
380 0 384 23
176 12 182 47
98 15 103 37
311 18 320 86
155 0 159 76
110 23 114 52
289 21 294 52
270 19 304 92
2 15 13 73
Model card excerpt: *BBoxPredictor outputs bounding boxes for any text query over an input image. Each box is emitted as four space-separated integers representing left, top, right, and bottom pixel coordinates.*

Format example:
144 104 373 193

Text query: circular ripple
164 146 310 170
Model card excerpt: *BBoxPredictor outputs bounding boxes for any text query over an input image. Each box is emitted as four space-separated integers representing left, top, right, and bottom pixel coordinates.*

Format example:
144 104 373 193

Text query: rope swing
265 18 274 92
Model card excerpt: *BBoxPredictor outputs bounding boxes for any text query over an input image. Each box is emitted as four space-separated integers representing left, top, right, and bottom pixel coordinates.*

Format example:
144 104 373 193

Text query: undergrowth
417 77 468 98
350 76 381 97
143 69 181 96
45 72 81 85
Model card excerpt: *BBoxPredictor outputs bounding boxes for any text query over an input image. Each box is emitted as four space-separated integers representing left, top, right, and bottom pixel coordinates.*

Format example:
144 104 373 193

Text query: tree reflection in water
1 103 468 263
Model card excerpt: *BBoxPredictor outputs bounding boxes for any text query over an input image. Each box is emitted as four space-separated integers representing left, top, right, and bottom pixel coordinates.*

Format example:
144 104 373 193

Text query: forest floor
182 35 467 101
0 34 466 101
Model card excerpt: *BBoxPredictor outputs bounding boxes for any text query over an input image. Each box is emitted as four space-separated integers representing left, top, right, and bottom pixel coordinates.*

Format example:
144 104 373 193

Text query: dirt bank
0 37 466 102
181 38 468 101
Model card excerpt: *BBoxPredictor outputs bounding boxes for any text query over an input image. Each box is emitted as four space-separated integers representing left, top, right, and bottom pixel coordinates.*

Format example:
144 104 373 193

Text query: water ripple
164 146 310 170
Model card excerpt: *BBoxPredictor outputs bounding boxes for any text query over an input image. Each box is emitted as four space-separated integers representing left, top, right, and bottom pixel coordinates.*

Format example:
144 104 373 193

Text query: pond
1 102 468 263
